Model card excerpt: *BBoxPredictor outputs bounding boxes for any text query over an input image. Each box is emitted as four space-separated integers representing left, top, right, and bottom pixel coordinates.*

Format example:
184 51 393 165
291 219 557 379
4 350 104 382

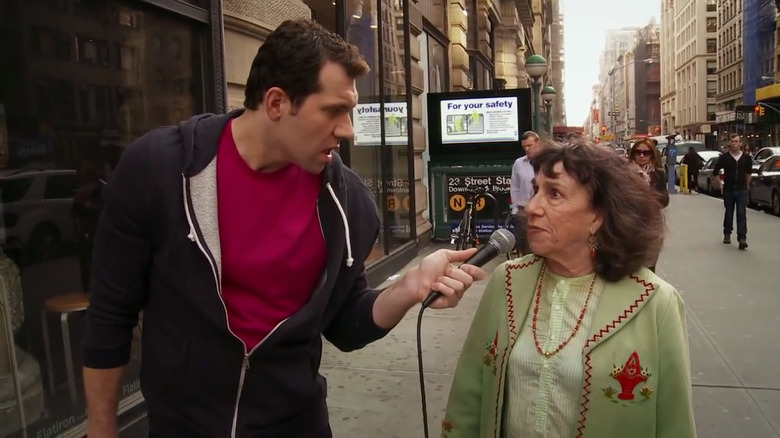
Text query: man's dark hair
244 19 369 110
532 139 665 282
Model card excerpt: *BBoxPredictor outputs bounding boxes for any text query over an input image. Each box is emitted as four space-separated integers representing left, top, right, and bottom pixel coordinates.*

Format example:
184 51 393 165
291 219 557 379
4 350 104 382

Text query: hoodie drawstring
326 182 354 268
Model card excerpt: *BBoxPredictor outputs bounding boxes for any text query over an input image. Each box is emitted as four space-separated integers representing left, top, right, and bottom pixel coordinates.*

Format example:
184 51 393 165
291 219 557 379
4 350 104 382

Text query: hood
176 109 347 191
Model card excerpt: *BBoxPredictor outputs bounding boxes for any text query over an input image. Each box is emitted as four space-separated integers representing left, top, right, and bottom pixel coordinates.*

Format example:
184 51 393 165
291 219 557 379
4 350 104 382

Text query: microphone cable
416 303 432 438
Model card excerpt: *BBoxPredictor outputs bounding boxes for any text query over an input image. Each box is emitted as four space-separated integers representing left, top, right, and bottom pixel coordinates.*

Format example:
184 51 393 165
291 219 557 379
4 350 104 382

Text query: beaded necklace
532 262 597 358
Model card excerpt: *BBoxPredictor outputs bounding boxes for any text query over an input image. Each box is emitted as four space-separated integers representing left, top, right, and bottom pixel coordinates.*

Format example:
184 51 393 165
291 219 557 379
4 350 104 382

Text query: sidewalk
321 243 504 437
322 192 780 438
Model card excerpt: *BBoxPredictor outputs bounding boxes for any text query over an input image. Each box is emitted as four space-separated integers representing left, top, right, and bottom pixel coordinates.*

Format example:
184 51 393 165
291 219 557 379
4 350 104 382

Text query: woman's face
525 162 602 264
632 144 654 166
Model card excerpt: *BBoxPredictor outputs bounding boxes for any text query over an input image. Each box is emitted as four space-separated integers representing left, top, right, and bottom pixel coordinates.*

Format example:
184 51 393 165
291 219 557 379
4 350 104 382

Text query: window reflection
346 0 412 262
0 0 205 435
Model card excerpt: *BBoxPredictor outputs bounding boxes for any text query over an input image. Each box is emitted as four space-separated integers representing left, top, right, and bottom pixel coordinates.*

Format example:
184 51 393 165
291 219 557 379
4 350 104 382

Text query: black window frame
423 19 451 93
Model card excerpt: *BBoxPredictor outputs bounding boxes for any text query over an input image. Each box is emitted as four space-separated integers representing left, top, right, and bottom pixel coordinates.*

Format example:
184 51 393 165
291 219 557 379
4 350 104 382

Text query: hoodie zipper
182 175 292 437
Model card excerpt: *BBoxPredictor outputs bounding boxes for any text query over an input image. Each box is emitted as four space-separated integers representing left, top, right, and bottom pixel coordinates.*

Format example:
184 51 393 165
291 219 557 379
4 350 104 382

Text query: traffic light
601 125 607 135
755 105 765 117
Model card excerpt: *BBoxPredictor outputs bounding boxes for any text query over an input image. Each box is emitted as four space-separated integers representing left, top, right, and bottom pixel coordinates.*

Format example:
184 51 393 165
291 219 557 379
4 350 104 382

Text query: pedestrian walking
713 134 753 250
681 146 705 193
510 130 542 256
628 139 669 272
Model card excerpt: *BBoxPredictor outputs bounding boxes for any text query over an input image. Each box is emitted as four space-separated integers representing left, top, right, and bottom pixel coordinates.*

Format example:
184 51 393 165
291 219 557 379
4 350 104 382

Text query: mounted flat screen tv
427 88 532 161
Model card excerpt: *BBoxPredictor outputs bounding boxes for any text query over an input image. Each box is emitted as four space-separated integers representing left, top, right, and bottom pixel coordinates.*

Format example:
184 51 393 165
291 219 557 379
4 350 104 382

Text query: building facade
634 21 662 137
661 0 679 135
597 27 639 141
0 0 557 436
671 0 718 144
549 0 566 126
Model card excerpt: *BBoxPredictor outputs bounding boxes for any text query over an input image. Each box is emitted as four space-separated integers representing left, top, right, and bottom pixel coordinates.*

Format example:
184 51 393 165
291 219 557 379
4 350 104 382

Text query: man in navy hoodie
82 19 485 437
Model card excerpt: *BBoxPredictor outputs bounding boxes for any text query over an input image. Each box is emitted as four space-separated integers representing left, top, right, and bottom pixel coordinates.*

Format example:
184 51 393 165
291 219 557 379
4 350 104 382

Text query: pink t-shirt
217 120 327 351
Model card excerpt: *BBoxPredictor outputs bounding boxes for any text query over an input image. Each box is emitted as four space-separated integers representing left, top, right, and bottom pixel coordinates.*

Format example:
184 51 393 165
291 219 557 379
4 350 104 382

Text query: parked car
676 150 720 184
0 169 78 265
753 147 780 165
748 155 780 216
697 156 723 195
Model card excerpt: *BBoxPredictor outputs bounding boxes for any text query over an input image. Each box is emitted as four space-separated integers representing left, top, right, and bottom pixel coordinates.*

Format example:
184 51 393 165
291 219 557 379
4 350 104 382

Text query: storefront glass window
345 0 413 262
0 1 207 436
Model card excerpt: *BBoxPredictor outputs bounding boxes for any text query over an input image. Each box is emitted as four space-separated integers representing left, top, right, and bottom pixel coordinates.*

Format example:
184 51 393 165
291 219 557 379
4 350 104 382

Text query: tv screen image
440 96 519 144
426 88 531 161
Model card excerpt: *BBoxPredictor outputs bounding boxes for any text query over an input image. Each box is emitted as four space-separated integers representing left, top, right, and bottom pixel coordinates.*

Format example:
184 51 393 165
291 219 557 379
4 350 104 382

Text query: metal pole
533 79 542 133
546 101 554 135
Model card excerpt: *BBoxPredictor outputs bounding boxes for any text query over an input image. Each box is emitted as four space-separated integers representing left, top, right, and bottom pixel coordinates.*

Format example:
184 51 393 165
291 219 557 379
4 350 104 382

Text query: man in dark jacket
713 134 753 250
82 19 486 437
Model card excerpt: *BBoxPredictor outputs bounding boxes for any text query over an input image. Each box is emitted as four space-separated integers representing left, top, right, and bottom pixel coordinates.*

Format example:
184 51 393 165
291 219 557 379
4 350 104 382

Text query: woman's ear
590 212 603 236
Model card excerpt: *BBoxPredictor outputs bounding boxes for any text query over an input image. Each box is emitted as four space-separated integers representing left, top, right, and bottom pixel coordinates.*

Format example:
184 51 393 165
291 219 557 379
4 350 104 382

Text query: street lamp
541 85 556 135
526 54 548 133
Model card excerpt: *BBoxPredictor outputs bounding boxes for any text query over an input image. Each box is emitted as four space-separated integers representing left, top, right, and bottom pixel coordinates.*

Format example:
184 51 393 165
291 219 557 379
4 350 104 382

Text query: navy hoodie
83 110 388 437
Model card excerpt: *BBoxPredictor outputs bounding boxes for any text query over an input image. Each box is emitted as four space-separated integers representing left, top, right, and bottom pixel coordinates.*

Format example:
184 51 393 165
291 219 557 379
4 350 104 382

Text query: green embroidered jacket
442 255 696 438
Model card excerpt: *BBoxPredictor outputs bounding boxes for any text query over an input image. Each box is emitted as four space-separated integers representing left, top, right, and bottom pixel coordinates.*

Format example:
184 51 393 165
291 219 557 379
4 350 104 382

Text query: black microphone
421 229 516 308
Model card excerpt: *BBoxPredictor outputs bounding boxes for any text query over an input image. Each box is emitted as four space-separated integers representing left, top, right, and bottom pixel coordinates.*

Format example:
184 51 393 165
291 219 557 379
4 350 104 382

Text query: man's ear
263 87 290 122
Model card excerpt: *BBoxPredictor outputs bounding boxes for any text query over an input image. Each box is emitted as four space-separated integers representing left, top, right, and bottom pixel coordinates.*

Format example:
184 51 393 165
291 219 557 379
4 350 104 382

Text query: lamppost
526 54 548 133
541 85 556 135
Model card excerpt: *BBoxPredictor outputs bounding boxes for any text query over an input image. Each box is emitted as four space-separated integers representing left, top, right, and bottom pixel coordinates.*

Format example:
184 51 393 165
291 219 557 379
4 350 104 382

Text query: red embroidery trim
492 256 540 437
575 275 655 438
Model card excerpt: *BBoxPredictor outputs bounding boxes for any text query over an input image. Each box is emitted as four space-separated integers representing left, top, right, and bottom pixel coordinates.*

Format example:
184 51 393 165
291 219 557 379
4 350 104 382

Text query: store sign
353 103 408 146
446 174 511 235
363 177 411 238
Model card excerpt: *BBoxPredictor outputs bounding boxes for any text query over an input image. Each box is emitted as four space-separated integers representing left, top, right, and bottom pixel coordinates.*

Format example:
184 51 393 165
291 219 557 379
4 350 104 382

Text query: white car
1 169 78 265
676 150 721 183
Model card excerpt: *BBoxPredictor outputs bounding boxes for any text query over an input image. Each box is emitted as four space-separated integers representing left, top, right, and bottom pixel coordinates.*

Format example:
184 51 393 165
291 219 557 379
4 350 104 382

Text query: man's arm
371 249 484 328
84 367 124 437
509 159 522 214
83 134 154 435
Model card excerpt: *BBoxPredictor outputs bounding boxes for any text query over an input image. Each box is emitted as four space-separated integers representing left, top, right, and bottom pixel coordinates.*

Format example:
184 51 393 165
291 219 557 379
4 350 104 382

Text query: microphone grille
489 229 516 254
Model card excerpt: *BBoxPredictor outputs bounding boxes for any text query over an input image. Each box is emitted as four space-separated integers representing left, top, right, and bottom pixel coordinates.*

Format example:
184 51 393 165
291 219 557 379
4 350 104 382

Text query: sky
563 0 661 126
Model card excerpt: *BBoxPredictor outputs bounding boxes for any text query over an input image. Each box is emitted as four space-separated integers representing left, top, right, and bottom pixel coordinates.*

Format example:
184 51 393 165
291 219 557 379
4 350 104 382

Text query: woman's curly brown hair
532 139 666 282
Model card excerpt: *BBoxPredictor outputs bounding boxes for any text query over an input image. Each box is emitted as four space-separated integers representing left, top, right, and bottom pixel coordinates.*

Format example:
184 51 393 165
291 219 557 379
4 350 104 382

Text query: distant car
696 156 723 195
748 154 780 216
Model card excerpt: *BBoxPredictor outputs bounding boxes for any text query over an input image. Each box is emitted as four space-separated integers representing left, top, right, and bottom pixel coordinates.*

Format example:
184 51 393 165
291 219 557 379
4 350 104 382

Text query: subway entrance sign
430 164 513 241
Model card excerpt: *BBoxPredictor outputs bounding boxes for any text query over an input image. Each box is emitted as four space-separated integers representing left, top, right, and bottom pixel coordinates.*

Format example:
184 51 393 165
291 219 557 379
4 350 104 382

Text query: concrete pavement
322 192 780 437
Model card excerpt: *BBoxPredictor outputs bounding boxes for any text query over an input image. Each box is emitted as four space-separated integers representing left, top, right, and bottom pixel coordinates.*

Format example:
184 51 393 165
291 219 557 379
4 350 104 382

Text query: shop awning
756 83 780 101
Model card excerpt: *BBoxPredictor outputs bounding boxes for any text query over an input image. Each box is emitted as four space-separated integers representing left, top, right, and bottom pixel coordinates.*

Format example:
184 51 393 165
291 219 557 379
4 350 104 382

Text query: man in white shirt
510 131 542 255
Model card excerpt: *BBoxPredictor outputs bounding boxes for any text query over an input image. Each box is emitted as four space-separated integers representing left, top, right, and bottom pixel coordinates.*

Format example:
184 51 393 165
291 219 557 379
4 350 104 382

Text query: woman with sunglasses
629 139 669 272
630 139 669 208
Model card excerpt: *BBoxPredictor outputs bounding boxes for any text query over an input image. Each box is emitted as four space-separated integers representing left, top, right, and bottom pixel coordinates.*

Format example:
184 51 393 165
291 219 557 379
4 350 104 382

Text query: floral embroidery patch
602 351 653 404
482 331 499 374
442 419 453 434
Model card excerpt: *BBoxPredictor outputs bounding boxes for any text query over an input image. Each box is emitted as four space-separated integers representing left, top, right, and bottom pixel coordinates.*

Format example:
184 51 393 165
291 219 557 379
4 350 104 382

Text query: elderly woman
441 141 695 438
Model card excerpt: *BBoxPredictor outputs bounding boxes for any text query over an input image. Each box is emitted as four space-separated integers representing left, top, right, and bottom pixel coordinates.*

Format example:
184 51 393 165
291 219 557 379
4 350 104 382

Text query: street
321 192 780 437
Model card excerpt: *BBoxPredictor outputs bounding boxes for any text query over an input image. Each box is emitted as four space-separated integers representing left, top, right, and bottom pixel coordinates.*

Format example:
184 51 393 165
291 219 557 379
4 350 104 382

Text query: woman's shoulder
630 267 684 310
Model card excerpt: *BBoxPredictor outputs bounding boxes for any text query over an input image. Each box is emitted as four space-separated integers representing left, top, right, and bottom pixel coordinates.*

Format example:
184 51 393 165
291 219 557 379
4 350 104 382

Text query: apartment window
707 80 717 98
707 60 716 75
707 17 718 32
30 26 70 61
76 35 110 67
706 38 717 53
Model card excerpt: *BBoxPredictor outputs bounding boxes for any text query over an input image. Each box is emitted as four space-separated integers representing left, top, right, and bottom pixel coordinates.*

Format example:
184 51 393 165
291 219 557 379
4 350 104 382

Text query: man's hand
396 248 487 309
372 248 488 329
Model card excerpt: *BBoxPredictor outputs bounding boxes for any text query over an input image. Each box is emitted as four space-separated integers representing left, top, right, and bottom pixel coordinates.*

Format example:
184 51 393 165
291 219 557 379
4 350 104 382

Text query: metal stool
41 293 89 404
